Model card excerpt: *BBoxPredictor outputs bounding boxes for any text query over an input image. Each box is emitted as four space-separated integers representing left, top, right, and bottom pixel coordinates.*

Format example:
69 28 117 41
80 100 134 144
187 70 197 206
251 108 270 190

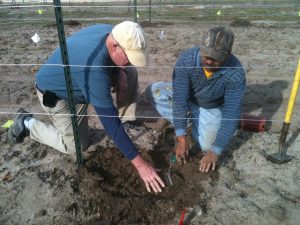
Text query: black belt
36 84 60 100
36 84 61 108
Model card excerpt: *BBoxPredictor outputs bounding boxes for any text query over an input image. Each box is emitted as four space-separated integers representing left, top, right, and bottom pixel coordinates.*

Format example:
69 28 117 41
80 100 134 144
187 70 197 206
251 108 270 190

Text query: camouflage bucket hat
201 26 234 62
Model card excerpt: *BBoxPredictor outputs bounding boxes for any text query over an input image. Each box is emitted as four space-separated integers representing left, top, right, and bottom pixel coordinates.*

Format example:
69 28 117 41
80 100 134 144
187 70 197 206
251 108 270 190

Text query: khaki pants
30 68 138 157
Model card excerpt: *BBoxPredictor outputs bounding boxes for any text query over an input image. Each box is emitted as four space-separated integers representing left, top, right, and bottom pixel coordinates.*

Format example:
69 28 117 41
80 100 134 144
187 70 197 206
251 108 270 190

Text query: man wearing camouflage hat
146 27 246 172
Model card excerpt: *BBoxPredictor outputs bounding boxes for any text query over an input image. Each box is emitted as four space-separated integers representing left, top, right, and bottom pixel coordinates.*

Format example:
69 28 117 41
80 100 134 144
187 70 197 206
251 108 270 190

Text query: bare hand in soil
174 136 189 165
131 155 165 193
199 151 219 172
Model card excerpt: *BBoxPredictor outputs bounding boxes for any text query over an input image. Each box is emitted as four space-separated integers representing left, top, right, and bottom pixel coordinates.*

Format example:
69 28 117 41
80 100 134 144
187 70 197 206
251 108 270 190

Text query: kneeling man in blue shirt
146 27 246 173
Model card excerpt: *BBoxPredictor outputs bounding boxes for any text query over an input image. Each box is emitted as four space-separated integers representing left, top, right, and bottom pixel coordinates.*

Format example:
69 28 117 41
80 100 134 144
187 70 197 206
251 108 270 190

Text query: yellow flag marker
2 120 14 129
217 10 221 16
298 11 300 17
37 9 44 15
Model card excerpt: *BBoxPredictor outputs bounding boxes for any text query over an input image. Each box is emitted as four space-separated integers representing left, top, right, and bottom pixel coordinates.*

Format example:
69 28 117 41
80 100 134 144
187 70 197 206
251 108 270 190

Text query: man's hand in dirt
199 151 219 172
131 155 165 193
174 136 189 165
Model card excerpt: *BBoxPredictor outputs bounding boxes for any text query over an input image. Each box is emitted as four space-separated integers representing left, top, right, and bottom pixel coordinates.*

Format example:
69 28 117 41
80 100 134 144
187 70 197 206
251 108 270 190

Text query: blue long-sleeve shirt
172 47 246 155
36 24 139 160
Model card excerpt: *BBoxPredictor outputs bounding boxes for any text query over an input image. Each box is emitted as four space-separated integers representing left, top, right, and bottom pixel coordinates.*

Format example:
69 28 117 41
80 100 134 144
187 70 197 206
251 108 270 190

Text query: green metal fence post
149 0 151 22
53 0 83 166
134 0 137 22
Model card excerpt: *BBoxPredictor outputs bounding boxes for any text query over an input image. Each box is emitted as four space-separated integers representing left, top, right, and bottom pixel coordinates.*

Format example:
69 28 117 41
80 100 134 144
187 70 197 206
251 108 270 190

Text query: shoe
144 118 170 131
8 108 32 143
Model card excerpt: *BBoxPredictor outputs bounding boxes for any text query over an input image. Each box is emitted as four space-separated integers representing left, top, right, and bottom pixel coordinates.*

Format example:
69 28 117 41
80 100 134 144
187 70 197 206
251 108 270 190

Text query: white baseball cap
112 21 148 67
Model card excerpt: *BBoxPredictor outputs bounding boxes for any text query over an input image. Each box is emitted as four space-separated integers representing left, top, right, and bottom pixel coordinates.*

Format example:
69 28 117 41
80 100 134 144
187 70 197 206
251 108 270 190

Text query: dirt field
0 16 300 225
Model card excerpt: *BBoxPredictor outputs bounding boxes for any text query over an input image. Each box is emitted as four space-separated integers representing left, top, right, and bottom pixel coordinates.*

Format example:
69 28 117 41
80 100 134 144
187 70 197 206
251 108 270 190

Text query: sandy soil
0 19 300 225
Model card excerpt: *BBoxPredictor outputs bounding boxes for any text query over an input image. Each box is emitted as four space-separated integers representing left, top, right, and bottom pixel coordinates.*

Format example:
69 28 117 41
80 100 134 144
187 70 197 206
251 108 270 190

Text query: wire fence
0 1 299 125
1 110 300 123
0 1 299 24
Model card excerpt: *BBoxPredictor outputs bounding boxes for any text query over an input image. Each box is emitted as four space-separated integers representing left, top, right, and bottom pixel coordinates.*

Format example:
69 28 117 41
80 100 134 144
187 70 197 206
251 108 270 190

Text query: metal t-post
148 0 151 22
134 0 137 22
53 0 83 166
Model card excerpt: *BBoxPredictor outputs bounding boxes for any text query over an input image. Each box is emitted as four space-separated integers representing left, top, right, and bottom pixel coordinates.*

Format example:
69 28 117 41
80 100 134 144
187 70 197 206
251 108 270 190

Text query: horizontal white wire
0 20 56 25
0 13 298 26
0 13 296 18
1 111 299 123
0 3 299 9
0 63 298 70
1 6 298 12
0 11 298 16
0 8 298 26
0 17 298 27
0 18 123 26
